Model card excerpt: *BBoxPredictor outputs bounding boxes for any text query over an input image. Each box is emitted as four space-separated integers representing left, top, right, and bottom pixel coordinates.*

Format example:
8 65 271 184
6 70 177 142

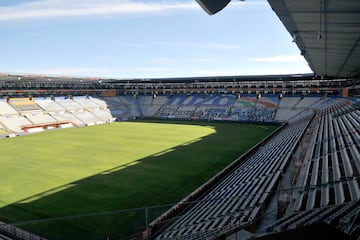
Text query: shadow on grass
0 121 277 240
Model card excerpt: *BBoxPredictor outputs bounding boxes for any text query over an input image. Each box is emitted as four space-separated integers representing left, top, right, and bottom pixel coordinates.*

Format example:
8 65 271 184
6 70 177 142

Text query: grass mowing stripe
0 121 278 239
0 122 214 206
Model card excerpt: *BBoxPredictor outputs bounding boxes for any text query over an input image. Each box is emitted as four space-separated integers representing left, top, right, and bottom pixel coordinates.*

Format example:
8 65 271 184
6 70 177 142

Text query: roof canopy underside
268 0 360 79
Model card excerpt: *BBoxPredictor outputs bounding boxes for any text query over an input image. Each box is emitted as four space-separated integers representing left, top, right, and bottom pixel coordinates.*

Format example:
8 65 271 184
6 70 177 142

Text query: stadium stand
138 96 358 240
257 201 360 240
0 128 9 138
0 74 359 240
0 115 32 133
54 97 84 111
290 99 360 212
98 93 319 123
23 112 57 125
0 101 19 115
138 95 164 117
0 220 47 240
7 98 42 112
72 96 101 109
0 96 118 135
116 96 142 118
151 117 311 239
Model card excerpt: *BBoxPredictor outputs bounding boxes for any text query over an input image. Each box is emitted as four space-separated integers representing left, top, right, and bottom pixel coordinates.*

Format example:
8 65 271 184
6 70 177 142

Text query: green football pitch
0 120 278 239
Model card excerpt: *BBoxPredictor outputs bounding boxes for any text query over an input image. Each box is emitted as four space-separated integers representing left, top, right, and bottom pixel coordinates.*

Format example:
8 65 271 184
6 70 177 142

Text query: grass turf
0 120 278 239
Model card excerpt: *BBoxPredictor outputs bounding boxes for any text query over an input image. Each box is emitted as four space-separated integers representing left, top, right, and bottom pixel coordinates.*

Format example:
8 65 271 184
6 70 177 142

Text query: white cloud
129 66 177 72
228 1 268 10
249 55 306 63
191 57 218 63
0 0 199 21
192 70 242 76
156 41 243 50
205 43 243 50
111 41 243 51
11 67 110 77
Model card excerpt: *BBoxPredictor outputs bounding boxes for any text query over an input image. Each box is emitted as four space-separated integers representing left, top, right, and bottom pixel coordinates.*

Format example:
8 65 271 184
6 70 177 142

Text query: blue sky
0 0 312 79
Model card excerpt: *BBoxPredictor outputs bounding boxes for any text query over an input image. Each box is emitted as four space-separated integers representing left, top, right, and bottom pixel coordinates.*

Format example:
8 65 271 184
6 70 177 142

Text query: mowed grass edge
0 120 278 239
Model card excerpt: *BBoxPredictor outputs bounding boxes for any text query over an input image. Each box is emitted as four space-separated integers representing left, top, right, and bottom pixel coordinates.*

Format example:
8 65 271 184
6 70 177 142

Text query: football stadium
0 0 360 240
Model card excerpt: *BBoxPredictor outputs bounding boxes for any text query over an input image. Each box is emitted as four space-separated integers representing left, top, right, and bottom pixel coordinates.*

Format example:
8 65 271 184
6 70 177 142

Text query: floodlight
196 0 231 15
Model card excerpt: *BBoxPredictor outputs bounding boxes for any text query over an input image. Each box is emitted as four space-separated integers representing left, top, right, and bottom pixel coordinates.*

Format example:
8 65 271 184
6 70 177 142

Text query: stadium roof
267 0 360 79
198 0 360 79
0 72 318 84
